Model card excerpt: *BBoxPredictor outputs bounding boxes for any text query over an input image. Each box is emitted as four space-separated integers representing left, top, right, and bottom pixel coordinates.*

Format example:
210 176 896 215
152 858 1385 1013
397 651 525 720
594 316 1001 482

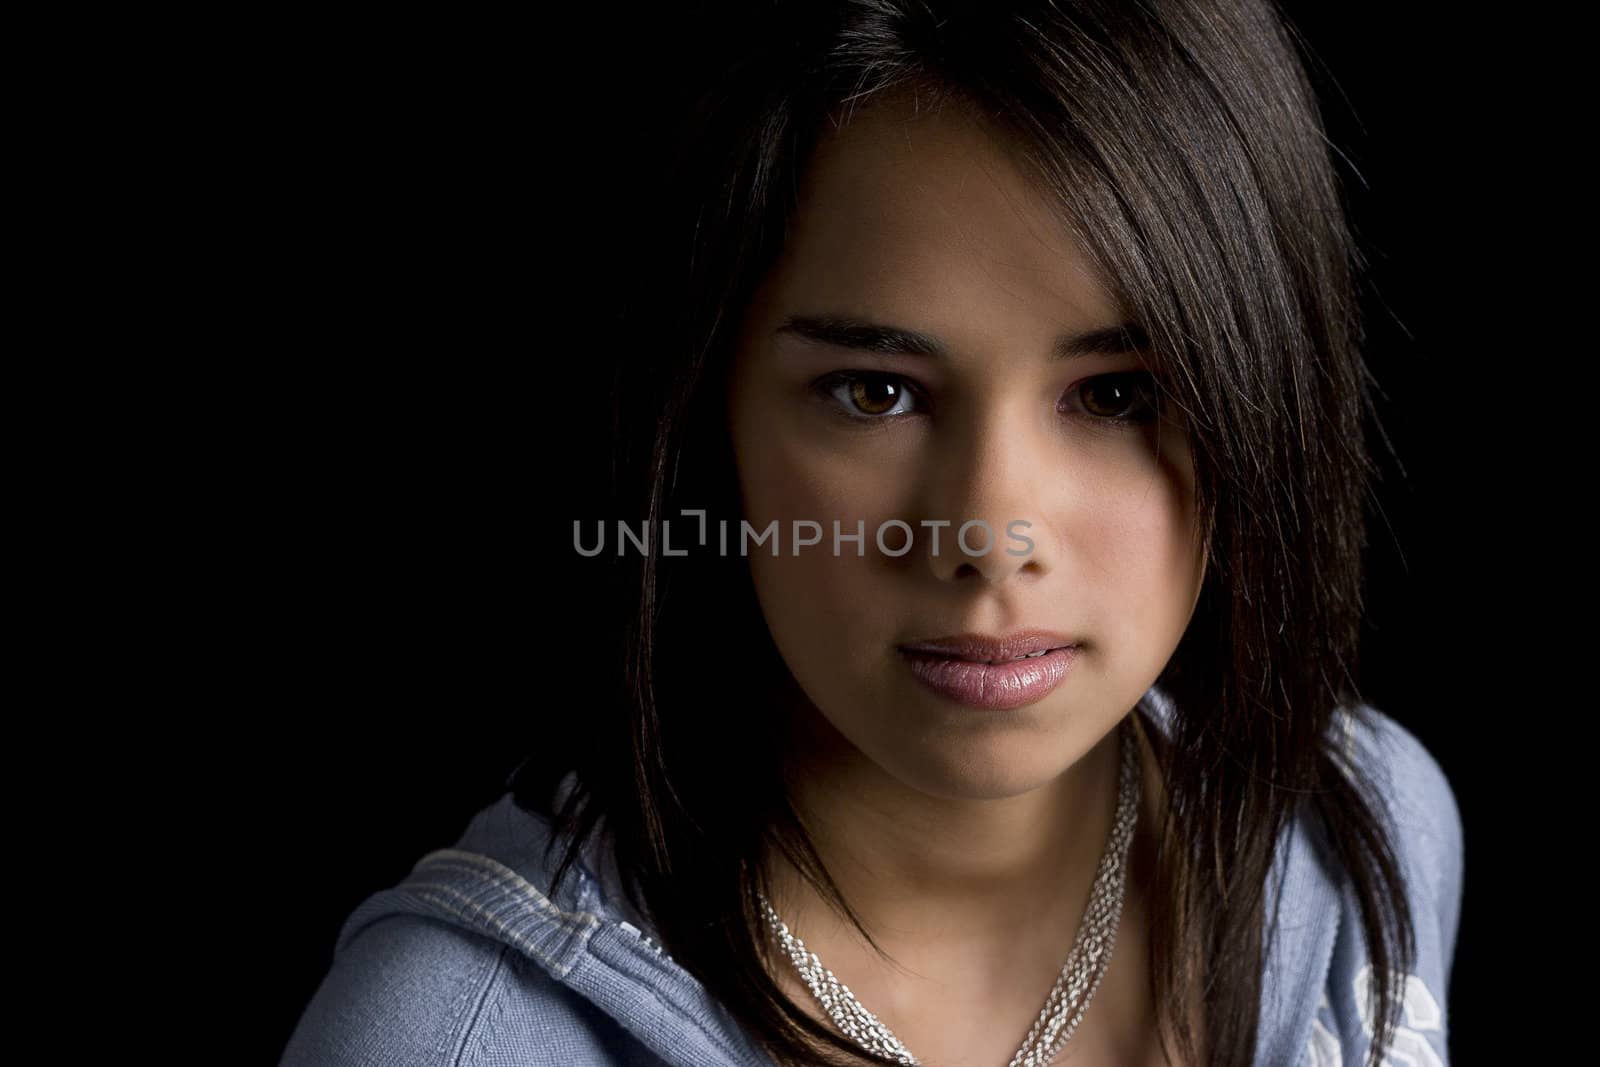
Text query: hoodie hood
331 686 1348 1067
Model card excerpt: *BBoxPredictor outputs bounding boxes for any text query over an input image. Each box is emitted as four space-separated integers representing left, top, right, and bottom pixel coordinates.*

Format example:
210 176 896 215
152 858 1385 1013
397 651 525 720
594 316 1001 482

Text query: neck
762 684 1128 949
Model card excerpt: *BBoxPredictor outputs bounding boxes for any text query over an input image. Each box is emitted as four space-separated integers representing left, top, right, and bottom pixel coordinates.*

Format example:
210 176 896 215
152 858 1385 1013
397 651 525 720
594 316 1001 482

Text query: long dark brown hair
514 2 1416 1065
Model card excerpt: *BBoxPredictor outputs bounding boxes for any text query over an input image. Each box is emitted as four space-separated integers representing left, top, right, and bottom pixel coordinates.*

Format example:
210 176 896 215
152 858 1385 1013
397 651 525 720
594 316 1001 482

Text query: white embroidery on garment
1304 990 1342 1066
1352 964 1444 1067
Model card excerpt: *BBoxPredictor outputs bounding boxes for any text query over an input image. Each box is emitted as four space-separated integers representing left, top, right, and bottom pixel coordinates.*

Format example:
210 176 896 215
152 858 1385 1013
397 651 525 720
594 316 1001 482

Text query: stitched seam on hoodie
414 846 758 1062
413 887 590 976
406 876 593 943
416 849 604 926
418 927 503 1067
1291 856 1346 1063
408 852 600 952
582 936 763 1067
455 944 513 1067
416 887 757 1064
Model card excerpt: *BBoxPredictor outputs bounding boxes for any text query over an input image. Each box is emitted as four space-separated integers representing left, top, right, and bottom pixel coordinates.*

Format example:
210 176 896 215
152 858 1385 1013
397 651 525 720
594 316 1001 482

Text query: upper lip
897 629 1082 663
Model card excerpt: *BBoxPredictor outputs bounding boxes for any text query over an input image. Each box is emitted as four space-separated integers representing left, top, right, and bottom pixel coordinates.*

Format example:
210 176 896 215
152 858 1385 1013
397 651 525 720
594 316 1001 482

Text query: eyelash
810 370 1161 429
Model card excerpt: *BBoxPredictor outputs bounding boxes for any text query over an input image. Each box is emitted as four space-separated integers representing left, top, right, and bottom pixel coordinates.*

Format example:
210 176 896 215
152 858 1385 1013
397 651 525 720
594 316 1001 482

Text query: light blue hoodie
280 687 1463 1066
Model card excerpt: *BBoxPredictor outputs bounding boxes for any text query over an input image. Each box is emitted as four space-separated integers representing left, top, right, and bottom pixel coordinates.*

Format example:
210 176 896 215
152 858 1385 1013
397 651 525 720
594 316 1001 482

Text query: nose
919 407 1052 586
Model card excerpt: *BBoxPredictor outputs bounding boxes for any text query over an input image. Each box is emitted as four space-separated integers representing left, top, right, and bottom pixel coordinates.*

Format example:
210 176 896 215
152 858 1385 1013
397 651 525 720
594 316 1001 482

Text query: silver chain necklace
757 717 1141 1067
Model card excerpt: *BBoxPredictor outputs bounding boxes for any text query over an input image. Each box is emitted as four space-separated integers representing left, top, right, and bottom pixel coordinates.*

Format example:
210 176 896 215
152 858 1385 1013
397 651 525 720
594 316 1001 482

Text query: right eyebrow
774 313 1148 362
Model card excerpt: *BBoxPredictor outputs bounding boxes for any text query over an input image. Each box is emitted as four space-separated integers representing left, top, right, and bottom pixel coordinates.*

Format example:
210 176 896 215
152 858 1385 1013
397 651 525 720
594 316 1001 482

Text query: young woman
281 3 1462 1066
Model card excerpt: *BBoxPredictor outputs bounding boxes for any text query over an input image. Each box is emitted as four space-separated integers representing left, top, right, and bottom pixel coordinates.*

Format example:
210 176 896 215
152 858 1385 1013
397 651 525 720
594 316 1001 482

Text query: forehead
762 93 1122 336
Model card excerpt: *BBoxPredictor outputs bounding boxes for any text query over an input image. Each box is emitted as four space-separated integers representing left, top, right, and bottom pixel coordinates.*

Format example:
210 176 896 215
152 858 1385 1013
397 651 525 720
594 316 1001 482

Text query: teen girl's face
725 96 1207 800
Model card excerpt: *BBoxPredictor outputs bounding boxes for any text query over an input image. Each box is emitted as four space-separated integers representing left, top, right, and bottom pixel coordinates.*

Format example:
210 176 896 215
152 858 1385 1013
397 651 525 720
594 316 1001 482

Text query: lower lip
897 645 1081 711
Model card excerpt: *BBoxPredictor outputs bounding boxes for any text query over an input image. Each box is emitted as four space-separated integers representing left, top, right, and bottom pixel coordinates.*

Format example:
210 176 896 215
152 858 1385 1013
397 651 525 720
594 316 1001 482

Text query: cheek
728 401 905 710
736 432 889 643
1068 431 1203 655
728 361 911 579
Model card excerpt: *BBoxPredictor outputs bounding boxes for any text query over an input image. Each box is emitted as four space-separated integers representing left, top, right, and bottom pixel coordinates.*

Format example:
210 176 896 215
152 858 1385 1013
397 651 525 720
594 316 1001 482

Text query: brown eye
813 371 924 421
1071 372 1159 425
849 376 905 415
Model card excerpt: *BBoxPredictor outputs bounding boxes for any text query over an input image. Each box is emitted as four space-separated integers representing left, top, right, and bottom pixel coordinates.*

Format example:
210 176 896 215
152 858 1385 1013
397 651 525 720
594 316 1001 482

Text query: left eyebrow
774 314 1148 361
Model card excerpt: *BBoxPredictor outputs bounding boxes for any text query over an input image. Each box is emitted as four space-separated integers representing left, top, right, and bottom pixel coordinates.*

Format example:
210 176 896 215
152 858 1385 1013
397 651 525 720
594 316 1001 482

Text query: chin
884 746 1065 802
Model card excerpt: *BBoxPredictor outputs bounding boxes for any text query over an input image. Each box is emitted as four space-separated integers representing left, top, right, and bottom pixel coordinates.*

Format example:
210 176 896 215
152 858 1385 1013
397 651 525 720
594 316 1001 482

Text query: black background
196 5 1564 1063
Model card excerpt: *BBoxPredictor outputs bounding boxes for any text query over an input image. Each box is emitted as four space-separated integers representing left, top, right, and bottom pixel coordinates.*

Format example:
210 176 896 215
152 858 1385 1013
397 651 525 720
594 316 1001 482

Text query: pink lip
896 630 1083 711
896 629 1082 663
